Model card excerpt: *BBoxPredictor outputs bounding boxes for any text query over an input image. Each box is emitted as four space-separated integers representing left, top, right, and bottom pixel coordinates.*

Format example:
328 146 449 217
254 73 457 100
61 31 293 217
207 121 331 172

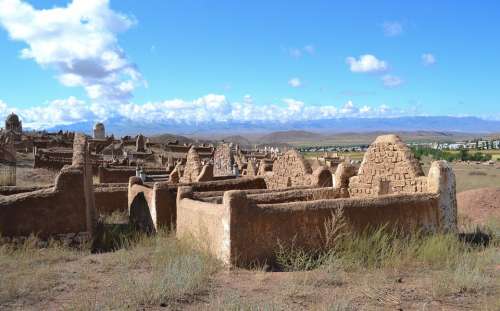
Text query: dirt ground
14 152 57 187
1 230 498 311
2 154 500 310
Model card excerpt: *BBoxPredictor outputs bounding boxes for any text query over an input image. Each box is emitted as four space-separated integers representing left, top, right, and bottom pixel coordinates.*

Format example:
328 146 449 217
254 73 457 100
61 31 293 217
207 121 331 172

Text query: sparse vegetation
1 230 220 310
412 147 492 162
0 236 87 306
1 215 498 310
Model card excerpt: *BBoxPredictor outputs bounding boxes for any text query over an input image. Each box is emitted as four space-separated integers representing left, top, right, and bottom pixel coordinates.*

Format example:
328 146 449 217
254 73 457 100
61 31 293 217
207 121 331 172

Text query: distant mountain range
43 116 500 137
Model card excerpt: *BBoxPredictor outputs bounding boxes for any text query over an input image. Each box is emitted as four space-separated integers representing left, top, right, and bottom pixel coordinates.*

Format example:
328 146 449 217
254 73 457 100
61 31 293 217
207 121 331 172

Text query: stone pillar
72 133 97 238
427 160 457 233
136 134 145 152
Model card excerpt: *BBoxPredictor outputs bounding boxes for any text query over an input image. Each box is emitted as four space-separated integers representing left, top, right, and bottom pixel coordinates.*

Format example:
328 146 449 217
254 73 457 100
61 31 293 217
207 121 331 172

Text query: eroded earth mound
457 187 500 225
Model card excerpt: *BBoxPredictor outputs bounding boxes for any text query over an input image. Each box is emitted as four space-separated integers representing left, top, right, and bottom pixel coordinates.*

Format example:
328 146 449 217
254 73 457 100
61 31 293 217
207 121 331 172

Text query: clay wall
34 156 72 170
176 187 230 263
195 187 340 205
177 190 441 266
0 133 96 238
128 177 267 233
0 185 51 196
94 183 128 214
176 158 457 266
230 192 440 266
98 166 166 183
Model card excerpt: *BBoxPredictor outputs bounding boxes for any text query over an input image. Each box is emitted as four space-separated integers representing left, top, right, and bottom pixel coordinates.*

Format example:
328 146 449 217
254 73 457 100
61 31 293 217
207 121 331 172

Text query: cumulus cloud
421 53 436 66
0 95 402 129
288 77 302 88
346 54 388 73
0 0 142 102
381 74 403 88
382 21 403 37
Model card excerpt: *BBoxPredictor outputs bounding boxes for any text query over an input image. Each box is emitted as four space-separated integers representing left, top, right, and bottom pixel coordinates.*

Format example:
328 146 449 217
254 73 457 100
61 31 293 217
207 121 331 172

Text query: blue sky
0 0 499 128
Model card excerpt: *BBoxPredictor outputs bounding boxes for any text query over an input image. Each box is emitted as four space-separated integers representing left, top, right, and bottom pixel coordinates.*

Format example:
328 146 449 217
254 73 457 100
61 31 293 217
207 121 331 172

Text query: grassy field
1 212 499 310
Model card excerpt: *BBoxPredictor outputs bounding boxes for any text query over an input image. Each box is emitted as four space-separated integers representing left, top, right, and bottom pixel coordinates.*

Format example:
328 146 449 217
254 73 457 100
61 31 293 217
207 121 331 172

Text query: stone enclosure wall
349 135 427 197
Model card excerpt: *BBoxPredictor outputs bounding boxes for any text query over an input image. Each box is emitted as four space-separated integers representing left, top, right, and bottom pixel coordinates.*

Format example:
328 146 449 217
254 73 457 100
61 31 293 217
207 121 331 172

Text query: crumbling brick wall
265 150 318 189
349 134 427 197
180 147 203 183
213 143 234 176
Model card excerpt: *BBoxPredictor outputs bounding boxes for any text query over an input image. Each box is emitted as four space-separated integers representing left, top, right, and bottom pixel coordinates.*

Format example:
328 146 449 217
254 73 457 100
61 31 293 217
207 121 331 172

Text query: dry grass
270 210 499 309
0 236 87 306
1 209 498 310
0 230 220 310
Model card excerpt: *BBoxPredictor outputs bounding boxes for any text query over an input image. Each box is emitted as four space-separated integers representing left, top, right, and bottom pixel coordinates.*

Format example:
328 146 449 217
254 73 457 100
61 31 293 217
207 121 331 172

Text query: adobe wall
177 160 458 267
0 185 51 196
98 166 166 183
34 157 71 170
229 192 440 266
349 135 427 197
128 177 176 232
196 187 340 205
177 190 441 266
0 133 96 238
176 187 231 264
94 183 128 214
213 143 234 176
265 150 332 189
128 176 267 233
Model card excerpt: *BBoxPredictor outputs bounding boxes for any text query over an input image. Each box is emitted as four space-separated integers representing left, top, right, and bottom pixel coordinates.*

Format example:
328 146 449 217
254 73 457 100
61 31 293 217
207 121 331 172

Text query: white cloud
421 53 436 66
288 77 302 88
340 100 358 114
382 21 403 37
381 74 403 88
0 0 142 102
0 96 401 129
346 54 388 73
360 105 372 114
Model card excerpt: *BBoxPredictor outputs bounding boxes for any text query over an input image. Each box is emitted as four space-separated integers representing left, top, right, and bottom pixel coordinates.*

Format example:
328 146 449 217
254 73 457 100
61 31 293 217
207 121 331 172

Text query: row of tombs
0 133 457 267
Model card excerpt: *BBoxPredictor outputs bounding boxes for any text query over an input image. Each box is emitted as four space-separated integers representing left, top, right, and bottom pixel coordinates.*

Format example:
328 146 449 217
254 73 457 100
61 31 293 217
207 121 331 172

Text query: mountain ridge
42 116 500 137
